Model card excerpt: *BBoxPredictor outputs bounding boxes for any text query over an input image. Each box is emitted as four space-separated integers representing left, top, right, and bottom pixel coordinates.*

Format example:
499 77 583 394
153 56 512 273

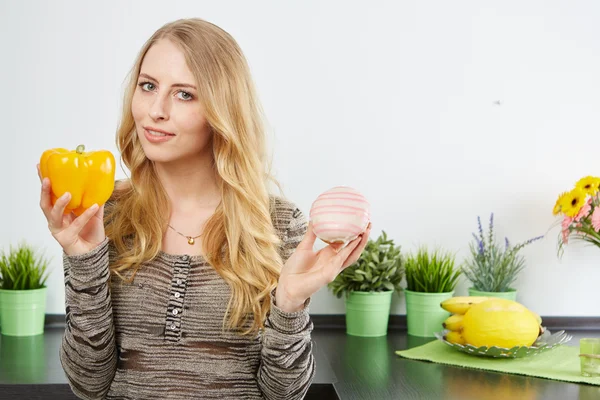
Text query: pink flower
562 229 569 244
592 208 600 232
562 216 573 230
561 216 573 244
575 202 592 222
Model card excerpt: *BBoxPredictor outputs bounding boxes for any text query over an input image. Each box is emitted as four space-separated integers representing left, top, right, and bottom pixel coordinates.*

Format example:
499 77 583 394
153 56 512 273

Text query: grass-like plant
0 242 51 290
404 246 461 293
328 231 404 298
462 213 543 292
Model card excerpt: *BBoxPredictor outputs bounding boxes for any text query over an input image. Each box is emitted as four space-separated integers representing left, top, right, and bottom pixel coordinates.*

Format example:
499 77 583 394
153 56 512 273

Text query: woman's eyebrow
139 73 197 90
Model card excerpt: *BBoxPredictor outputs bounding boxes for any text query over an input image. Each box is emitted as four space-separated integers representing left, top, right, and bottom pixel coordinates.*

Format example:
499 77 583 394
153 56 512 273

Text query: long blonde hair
105 18 283 335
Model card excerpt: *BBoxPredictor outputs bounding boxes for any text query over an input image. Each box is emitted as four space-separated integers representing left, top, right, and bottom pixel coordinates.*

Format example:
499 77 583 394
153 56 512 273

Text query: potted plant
552 176 600 256
462 213 543 300
328 231 404 337
404 246 461 337
0 242 51 336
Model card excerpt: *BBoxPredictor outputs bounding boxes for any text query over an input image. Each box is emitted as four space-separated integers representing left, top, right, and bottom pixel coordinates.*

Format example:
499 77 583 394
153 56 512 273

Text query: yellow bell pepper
40 144 116 216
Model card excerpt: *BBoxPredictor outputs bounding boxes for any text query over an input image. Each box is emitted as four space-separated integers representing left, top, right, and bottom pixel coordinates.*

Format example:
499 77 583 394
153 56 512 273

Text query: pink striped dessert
309 186 370 244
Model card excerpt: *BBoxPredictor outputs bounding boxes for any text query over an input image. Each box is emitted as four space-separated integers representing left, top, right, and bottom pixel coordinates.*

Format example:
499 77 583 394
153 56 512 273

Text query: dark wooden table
312 329 600 400
1 325 600 399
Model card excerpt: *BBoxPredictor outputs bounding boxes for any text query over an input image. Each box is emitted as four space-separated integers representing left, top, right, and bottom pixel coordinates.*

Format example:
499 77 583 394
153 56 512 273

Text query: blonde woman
37 18 371 400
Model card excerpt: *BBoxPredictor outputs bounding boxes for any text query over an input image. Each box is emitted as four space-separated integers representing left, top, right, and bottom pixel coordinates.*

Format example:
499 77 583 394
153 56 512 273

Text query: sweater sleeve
257 207 316 400
59 237 118 400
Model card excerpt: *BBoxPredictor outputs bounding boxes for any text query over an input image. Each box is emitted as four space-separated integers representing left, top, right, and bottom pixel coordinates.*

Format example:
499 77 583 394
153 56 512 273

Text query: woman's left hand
275 222 372 313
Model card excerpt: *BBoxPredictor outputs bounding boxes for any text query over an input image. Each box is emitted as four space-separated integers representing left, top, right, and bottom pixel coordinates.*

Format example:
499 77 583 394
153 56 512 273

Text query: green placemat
396 340 600 386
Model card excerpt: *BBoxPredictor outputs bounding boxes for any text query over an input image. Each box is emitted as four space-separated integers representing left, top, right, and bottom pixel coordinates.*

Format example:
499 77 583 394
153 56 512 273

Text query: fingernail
61 192 70 200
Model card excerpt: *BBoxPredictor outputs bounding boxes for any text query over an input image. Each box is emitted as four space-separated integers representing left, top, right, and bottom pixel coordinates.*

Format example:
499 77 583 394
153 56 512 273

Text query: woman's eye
177 91 193 101
139 82 155 91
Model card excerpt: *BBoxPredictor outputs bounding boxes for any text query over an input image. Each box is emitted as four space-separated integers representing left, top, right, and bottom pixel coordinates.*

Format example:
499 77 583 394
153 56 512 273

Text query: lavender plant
462 213 544 292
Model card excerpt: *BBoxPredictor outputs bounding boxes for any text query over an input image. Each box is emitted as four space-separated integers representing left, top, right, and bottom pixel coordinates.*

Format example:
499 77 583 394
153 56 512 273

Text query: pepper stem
76 144 85 154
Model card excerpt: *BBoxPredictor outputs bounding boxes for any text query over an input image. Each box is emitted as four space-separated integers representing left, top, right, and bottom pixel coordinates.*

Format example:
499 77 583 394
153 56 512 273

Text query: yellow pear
461 298 540 348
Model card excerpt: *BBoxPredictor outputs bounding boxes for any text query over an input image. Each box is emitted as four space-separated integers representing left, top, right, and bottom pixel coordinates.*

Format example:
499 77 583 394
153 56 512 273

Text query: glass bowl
433 328 573 358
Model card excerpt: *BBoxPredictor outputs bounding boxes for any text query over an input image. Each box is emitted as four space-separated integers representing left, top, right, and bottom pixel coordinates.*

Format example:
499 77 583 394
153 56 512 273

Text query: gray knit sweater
59 196 315 399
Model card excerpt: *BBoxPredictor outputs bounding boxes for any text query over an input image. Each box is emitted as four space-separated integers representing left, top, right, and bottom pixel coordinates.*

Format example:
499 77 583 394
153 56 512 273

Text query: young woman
37 18 370 400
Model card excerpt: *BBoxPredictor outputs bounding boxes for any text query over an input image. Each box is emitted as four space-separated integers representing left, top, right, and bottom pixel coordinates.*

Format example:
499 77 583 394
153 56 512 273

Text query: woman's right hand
37 164 107 256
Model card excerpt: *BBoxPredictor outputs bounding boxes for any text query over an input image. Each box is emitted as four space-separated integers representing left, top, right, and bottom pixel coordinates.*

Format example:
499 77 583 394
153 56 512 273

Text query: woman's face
132 39 212 164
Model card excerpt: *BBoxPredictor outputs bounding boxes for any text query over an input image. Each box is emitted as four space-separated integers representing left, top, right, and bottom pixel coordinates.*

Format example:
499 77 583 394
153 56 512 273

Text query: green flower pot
345 290 393 337
343 335 390 388
0 287 47 336
0 333 46 382
405 289 454 337
468 287 517 301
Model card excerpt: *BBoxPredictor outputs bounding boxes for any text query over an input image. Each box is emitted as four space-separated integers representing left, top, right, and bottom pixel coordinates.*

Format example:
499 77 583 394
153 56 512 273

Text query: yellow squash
461 298 540 348
40 144 116 216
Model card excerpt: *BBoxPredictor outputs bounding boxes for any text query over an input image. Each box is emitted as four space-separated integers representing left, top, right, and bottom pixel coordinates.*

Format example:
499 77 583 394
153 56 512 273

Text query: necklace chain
168 224 202 245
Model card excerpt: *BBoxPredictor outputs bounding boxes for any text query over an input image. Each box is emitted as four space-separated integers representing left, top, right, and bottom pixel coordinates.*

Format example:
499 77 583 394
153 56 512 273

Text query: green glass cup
580 338 600 377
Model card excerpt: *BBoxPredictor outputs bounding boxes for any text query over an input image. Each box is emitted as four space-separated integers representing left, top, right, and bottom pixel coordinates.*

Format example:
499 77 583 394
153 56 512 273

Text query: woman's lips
144 128 175 143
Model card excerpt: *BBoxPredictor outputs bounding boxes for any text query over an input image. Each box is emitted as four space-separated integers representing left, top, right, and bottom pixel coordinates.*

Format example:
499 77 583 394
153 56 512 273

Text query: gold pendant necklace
168 224 202 245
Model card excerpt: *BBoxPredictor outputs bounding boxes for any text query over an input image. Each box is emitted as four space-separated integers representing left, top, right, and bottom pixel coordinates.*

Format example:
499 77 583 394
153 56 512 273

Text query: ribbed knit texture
59 196 315 399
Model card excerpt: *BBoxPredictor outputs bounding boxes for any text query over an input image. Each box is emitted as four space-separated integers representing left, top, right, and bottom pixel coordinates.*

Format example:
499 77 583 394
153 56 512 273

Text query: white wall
2 0 599 316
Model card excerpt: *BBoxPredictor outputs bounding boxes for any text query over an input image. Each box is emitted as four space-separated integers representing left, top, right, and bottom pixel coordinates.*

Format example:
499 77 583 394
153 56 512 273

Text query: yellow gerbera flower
559 188 587 218
553 191 570 215
575 176 600 196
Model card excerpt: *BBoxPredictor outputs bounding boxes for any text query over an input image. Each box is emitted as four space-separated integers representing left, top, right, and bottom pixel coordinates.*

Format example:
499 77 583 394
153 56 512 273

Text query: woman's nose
149 95 169 120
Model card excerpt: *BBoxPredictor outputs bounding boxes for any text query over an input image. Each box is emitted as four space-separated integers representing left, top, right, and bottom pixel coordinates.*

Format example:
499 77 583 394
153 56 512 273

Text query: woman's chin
140 140 210 165
142 148 178 164
143 148 204 166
